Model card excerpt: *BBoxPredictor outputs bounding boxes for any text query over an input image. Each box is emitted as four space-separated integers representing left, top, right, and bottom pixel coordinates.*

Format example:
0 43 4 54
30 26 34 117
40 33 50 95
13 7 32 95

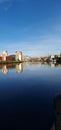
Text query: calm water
0 63 61 130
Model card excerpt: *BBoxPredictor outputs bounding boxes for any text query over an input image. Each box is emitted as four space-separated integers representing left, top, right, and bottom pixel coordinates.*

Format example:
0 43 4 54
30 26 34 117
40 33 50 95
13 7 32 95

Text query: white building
51 55 55 59
2 51 8 61
15 51 22 61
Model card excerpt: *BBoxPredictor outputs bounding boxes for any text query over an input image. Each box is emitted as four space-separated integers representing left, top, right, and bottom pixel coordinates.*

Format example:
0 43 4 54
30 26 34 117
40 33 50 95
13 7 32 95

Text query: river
0 63 61 130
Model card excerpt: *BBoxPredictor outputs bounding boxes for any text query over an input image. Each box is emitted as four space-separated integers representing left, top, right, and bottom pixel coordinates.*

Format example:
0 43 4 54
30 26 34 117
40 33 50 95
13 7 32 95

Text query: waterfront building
0 56 2 61
49 55 56 63
0 51 24 62
51 55 55 59
2 51 8 61
15 51 22 61
6 56 12 61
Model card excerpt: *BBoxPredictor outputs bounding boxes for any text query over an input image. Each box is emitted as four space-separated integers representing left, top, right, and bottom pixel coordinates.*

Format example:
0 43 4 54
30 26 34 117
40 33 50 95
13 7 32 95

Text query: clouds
1 33 61 57
0 0 61 56
0 21 61 56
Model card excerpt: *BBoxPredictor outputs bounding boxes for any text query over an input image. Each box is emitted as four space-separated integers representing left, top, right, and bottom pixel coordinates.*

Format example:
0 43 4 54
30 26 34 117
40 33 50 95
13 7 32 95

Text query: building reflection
2 65 8 74
0 63 61 75
0 63 24 75
50 63 56 68
49 63 61 68
16 63 23 73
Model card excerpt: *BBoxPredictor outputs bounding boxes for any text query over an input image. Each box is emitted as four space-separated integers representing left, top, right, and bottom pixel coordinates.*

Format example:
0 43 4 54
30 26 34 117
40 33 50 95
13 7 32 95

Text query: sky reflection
0 63 61 130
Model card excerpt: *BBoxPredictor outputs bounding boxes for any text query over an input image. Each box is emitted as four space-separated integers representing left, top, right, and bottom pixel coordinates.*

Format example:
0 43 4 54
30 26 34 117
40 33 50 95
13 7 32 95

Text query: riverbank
0 60 23 64
24 55 61 63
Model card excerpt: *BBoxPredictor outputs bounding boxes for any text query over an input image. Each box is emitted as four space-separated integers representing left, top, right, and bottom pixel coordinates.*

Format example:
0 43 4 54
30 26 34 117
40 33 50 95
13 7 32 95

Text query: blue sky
0 0 61 56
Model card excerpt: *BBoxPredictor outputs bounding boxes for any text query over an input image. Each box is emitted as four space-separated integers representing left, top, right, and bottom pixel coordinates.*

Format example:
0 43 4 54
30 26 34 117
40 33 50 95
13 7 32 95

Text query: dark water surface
0 63 61 130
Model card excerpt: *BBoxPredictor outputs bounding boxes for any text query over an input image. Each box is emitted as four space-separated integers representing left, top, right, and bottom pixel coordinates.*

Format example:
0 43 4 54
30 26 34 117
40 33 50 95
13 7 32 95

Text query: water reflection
40 62 61 68
16 63 23 73
2 65 8 74
51 94 61 130
54 94 61 130
0 62 61 129
0 63 24 74
49 63 61 68
0 62 61 75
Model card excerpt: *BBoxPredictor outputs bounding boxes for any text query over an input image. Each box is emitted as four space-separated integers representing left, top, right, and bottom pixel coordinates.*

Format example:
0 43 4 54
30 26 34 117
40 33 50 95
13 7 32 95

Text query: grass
0 60 23 64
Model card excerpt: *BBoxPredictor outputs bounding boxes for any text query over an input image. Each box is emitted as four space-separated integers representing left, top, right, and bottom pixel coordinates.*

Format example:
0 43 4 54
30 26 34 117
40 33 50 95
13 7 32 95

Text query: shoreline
0 61 23 64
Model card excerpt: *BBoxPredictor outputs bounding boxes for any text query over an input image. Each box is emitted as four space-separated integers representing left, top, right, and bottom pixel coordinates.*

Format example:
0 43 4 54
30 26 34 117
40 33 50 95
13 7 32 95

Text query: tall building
15 51 22 61
2 51 8 61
